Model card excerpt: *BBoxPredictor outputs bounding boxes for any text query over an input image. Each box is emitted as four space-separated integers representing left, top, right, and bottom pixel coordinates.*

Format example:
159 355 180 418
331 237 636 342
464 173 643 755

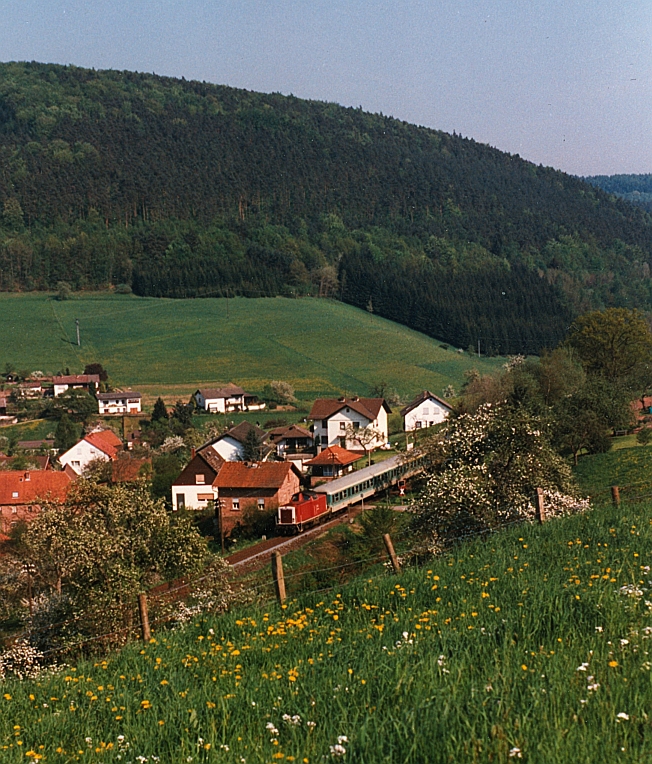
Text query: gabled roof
173 452 222 487
400 390 453 418
111 457 152 483
97 391 142 401
305 446 363 467
53 374 100 385
83 429 123 458
308 397 391 421
196 384 246 400
213 461 300 490
17 440 55 450
197 449 225 472
267 424 312 442
0 470 72 505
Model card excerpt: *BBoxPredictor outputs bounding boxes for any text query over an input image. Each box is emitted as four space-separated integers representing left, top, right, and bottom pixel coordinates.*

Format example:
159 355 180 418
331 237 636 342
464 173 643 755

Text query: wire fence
3 482 650 660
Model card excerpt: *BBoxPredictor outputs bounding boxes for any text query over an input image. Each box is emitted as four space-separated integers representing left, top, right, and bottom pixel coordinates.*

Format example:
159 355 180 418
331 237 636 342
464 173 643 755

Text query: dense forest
1 62 652 353
583 174 652 211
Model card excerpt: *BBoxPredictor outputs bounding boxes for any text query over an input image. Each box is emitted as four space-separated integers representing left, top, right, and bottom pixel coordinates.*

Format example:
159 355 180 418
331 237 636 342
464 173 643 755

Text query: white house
97 391 142 415
308 397 391 453
171 450 222 511
199 421 271 463
400 390 453 431
58 429 123 475
194 384 266 413
52 374 100 397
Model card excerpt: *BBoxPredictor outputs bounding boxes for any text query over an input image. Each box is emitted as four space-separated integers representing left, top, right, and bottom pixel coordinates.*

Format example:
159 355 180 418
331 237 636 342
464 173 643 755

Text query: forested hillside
583 174 652 211
1 62 652 353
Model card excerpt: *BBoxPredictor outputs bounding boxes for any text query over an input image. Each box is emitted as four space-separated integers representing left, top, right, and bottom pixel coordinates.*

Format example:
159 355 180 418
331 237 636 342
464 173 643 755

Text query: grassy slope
574 445 652 501
3 500 652 763
0 292 501 402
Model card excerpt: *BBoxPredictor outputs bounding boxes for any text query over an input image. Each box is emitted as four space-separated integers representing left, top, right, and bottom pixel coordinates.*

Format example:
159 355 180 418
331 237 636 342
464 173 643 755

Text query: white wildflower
617 712 630 721
330 744 346 757
508 747 522 758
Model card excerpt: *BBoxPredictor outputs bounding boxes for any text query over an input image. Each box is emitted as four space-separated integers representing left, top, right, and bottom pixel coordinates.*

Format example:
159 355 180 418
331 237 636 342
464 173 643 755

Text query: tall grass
2 500 652 762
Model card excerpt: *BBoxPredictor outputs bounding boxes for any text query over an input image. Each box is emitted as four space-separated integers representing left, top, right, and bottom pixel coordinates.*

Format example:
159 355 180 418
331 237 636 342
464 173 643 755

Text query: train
276 452 427 534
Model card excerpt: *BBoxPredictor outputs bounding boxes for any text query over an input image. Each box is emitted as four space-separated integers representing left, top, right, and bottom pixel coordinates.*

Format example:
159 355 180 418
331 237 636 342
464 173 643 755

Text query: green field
574 445 652 502
3 500 652 762
0 292 502 404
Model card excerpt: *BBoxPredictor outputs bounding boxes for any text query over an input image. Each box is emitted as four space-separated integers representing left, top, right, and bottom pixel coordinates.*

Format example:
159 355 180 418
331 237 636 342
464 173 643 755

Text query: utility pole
75 319 81 347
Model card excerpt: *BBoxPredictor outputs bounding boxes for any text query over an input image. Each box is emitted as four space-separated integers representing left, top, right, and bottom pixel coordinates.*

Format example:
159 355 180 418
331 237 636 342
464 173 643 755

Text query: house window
415 421 422 429
11 492 18 498
232 498 240 511
257 498 265 510
195 474 205 485
339 437 346 448
72 461 80 467
11 507 17 514
176 493 185 511
353 422 360 429
423 407 430 415
340 422 346 430
323 466 333 477
321 435 328 446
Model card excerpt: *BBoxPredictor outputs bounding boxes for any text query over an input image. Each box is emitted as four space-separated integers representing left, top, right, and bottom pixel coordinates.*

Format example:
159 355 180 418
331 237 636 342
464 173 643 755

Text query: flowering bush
411 402 584 541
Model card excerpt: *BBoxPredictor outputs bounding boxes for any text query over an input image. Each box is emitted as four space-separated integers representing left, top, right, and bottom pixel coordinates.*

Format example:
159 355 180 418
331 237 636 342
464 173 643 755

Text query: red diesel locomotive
276 491 329 534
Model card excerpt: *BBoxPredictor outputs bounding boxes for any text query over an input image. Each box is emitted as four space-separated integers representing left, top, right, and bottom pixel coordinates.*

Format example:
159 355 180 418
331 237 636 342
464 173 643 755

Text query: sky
1 0 650 176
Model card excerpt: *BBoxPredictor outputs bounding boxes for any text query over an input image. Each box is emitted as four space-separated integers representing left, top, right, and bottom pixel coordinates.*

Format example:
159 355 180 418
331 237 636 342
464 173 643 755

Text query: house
58 429 123 475
194 384 266 413
111 456 152 483
52 374 100 397
200 421 271 463
171 449 224 511
308 397 391 453
213 461 302 536
18 439 55 452
400 390 453 431
0 470 73 534
267 424 314 457
96 391 142 415
0 396 6 415
304 445 364 487
0 454 51 471
16 381 45 399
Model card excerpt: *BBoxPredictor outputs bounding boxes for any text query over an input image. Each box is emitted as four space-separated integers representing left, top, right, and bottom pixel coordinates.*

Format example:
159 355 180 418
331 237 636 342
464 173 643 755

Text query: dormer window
12 491 18 498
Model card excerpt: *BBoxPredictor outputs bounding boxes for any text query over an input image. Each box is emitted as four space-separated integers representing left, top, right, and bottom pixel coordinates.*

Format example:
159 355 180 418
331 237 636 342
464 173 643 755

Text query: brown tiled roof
632 396 652 411
173 453 221 487
196 384 246 399
197 449 225 472
0 470 72 504
97 391 142 401
308 397 391 421
17 440 55 450
400 390 453 417
267 424 312 442
84 430 123 458
213 461 299 489
53 374 100 385
112 457 152 483
305 446 363 467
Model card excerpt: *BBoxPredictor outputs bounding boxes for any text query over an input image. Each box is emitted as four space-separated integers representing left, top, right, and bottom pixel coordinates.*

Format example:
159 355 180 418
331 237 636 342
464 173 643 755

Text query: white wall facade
205 437 244 462
171 483 218 511
314 406 388 451
404 398 451 431
59 440 110 475
98 397 142 415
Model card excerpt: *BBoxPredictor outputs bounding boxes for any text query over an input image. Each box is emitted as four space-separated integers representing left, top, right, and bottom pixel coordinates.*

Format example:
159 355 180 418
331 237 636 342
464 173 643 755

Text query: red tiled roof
632 396 652 412
0 471 72 505
53 374 100 385
305 446 363 467
308 397 390 421
112 457 152 483
213 461 298 489
84 430 123 458
400 390 453 417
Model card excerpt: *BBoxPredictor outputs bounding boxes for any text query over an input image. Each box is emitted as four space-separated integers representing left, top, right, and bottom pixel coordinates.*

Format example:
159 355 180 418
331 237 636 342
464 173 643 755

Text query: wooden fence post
271 551 286 605
611 485 621 507
138 593 151 642
535 488 546 524
383 533 401 573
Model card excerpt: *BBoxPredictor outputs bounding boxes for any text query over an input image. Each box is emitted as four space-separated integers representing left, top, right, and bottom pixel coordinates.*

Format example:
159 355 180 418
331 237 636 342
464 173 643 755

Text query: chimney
191 447 196 459
351 396 359 402
24 472 30 481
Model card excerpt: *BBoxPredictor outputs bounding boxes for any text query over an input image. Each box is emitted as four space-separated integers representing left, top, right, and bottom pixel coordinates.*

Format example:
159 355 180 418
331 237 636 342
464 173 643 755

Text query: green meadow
0 292 501 403
3 497 652 763
574 446 652 501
